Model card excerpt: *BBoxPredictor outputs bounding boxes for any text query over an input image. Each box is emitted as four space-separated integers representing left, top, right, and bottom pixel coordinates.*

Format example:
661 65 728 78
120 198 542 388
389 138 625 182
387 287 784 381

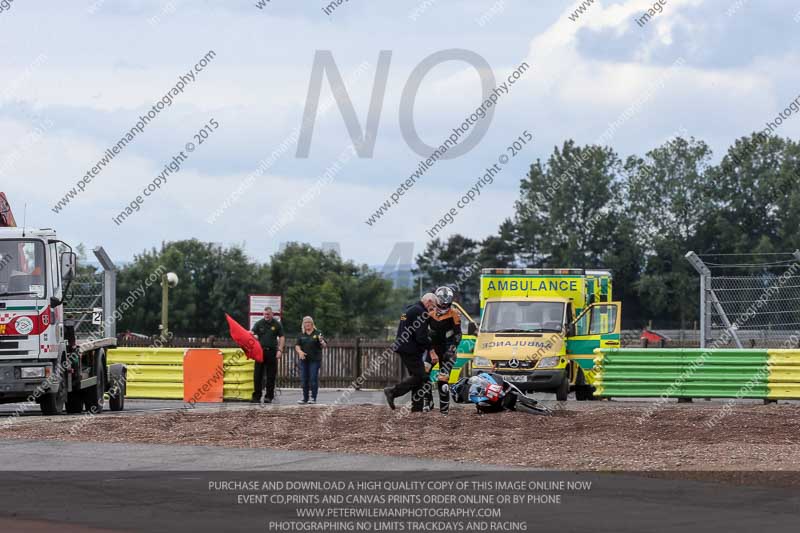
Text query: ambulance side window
589 305 618 335
460 311 470 335
455 307 475 336
575 310 590 336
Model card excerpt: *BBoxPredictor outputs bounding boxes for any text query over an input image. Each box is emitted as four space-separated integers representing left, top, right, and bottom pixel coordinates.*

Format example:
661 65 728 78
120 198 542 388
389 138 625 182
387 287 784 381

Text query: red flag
226 314 263 363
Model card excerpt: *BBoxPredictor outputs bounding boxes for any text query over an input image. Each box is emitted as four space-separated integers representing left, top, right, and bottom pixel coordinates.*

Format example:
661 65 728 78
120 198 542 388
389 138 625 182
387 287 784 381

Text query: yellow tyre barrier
594 348 800 400
106 347 270 401
108 348 185 399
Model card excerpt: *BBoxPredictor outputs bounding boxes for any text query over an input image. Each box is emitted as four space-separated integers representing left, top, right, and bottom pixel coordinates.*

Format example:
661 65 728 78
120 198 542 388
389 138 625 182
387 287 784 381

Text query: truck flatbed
76 337 117 354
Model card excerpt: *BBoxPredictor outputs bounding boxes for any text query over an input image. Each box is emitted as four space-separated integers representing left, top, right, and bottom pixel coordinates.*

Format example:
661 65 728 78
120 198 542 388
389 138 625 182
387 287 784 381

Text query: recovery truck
0 192 126 415
470 268 621 401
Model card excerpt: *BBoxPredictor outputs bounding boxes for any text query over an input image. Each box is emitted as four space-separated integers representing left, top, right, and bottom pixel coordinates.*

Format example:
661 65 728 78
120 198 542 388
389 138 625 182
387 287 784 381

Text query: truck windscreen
482 301 565 333
0 240 46 300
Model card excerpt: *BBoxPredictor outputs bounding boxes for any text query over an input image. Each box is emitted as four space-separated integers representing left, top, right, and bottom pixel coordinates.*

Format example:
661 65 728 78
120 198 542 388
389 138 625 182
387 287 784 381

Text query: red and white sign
249 294 282 330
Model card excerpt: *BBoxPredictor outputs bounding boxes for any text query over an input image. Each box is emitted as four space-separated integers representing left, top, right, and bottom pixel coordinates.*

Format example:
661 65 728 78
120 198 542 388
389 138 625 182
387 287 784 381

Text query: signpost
249 294 282 330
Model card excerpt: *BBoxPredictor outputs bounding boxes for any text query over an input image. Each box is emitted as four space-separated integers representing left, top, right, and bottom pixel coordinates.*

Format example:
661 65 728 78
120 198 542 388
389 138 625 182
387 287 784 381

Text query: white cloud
0 0 798 265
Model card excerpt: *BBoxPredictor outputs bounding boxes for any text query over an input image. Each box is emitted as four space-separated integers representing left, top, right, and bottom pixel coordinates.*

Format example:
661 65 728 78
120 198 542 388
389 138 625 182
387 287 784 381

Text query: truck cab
0 227 123 415
0 229 70 408
470 268 621 400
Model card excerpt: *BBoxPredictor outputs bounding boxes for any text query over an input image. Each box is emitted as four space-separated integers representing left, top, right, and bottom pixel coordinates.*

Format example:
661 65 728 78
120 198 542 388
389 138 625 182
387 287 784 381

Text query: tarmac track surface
2 388 794 418
1 392 799 532
0 389 392 418
0 468 798 533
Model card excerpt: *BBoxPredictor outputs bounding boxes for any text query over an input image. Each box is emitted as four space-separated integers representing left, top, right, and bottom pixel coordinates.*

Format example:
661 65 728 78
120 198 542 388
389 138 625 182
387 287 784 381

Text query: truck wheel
39 364 67 416
555 374 570 402
108 364 126 412
82 350 105 414
109 382 125 412
66 391 83 414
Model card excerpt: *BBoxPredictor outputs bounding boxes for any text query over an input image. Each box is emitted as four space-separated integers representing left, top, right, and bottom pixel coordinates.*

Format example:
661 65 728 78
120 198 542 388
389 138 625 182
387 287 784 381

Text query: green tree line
417 133 800 328
114 241 409 338
109 132 799 336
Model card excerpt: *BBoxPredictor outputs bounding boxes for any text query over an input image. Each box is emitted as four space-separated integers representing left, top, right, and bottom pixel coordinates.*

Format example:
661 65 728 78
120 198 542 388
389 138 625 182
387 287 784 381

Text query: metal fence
276 338 403 389
686 251 800 348
63 247 117 341
64 269 106 339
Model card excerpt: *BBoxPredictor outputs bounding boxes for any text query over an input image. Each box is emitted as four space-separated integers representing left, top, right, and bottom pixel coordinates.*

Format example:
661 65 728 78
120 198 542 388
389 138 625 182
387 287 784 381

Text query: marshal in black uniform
384 297 435 412
252 309 285 403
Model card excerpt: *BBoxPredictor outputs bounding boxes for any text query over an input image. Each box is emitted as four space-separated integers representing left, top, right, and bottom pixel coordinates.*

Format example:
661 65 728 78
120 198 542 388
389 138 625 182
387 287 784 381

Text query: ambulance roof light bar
481 268 607 275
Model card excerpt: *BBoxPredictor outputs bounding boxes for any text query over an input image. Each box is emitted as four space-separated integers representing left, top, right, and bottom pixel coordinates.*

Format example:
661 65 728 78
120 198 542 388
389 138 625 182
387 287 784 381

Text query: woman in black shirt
295 316 327 404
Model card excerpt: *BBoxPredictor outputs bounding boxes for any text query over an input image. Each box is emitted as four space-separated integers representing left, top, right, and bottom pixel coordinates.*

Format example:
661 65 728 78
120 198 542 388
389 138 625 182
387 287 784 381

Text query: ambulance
469 268 621 400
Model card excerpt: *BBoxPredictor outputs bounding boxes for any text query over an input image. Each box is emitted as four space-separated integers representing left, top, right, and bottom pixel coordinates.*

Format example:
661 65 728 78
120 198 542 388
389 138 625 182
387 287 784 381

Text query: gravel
2 402 799 474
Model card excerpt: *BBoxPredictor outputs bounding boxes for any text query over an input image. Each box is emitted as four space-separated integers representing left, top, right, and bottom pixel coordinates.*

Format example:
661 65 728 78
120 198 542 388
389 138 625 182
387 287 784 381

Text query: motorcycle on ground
451 372 551 416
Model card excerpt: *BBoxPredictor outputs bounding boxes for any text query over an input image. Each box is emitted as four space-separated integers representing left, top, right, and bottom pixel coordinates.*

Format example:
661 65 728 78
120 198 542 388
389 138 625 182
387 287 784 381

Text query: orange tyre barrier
183 349 224 404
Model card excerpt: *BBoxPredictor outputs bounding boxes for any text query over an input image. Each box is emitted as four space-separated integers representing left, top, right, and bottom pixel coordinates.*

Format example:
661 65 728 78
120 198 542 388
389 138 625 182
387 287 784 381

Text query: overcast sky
1 0 798 267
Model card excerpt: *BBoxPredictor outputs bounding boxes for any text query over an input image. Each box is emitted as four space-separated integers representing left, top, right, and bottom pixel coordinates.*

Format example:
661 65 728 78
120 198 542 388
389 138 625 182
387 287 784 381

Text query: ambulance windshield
481 301 565 333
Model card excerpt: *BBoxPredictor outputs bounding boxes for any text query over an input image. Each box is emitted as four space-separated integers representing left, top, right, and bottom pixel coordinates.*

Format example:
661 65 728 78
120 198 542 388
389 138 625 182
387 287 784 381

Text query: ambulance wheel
575 371 594 401
556 374 570 402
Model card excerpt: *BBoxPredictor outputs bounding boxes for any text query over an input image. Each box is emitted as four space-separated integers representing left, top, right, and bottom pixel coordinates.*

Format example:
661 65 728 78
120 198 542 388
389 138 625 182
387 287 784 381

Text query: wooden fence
118 336 404 389
119 332 761 389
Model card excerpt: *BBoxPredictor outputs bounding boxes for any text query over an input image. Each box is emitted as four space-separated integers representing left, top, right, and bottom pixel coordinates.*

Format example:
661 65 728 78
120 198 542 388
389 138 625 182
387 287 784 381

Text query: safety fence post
354 337 363 390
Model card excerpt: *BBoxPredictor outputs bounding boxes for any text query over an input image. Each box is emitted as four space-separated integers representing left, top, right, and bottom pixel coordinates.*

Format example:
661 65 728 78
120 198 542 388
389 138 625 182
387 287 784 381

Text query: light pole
160 272 179 341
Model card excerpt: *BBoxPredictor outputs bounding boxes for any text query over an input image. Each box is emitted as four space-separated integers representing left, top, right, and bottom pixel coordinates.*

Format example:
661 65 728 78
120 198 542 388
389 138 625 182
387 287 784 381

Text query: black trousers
392 351 427 411
421 352 434 411
432 344 456 414
253 348 278 401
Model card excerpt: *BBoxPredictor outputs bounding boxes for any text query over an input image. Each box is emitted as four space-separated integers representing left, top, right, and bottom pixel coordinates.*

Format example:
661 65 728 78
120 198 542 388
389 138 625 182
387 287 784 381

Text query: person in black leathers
384 293 437 412
427 286 462 415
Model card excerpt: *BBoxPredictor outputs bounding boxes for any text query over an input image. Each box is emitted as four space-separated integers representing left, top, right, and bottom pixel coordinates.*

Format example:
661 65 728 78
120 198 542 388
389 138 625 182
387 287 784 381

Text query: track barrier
107 348 185 399
593 348 800 400
221 348 254 401
107 347 254 401
183 349 224 403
